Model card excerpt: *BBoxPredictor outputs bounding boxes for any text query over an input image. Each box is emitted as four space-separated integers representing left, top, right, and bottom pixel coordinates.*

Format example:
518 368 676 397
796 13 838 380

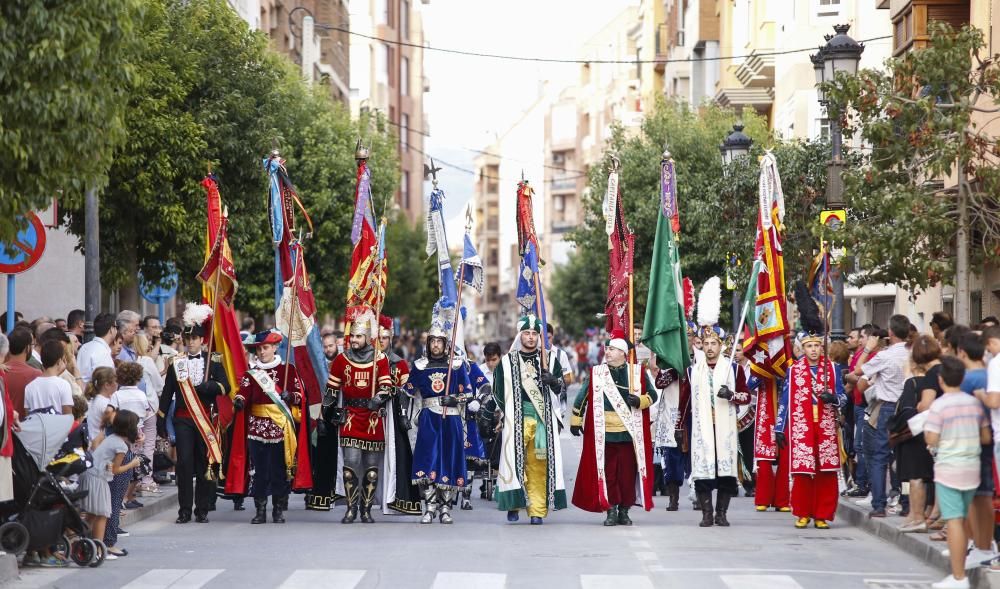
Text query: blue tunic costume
464 361 489 465
405 356 472 491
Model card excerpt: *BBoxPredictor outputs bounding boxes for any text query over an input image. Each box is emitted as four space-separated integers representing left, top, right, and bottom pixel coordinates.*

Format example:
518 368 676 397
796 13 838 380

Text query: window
815 118 830 141
554 195 565 212
388 46 396 87
401 171 410 211
376 44 389 85
401 113 409 151
376 0 388 25
401 57 409 96
816 0 841 17
401 0 410 40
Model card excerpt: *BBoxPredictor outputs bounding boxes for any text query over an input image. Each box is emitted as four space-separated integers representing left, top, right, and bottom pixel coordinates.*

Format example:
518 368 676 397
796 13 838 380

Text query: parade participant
735 349 760 497
325 306 393 524
461 359 489 510
491 314 567 525
404 302 472 524
775 293 846 530
157 304 229 524
682 278 750 527
571 329 656 526
376 315 421 516
652 365 684 511
232 330 310 524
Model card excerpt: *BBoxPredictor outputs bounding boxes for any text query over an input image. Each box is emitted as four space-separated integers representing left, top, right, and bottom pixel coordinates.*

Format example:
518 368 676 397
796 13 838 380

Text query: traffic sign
0 213 47 274
139 267 179 305
820 209 847 231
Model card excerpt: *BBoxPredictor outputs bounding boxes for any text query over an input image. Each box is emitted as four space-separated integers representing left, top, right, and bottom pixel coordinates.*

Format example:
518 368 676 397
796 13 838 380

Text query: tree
825 23 1000 324
551 99 839 336
0 0 140 240
380 215 440 330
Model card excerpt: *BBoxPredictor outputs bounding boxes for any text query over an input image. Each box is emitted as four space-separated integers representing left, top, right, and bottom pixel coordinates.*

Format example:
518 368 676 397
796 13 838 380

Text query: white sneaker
965 548 992 569
104 552 118 561
932 574 969 589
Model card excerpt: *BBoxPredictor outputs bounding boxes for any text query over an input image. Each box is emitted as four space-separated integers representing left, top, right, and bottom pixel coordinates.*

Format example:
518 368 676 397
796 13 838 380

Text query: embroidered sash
591 364 648 490
517 354 547 459
174 358 223 467
249 369 297 476
788 359 840 474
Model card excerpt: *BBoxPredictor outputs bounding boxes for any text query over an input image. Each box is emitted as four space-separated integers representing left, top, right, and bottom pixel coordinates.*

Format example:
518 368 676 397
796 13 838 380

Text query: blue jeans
864 401 896 511
853 404 869 489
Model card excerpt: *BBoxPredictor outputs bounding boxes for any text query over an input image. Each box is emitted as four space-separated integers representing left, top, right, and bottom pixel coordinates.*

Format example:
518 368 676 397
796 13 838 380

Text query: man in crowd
490 314 567 525
158 304 230 524
77 313 117 384
325 306 392 524
66 309 85 340
851 314 910 518
5 327 42 416
776 326 845 529
843 324 876 498
571 328 656 526
116 310 141 363
323 332 340 363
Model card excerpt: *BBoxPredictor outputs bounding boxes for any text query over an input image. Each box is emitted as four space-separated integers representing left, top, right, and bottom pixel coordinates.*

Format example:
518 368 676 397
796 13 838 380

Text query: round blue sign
139 266 179 305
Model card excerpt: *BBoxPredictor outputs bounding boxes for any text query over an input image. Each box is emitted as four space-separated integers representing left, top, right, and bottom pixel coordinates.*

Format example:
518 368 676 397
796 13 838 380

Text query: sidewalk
0 483 179 584
838 496 996 588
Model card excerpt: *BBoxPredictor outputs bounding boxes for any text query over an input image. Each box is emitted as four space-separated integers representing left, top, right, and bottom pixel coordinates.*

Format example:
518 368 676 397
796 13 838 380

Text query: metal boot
617 505 633 526
438 489 454 524
359 467 378 524
341 467 359 524
272 495 286 524
697 491 714 527
603 505 618 526
714 491 731 527
420 485 438 524
250 497 267 524
666 483 680 511
461 487 473 510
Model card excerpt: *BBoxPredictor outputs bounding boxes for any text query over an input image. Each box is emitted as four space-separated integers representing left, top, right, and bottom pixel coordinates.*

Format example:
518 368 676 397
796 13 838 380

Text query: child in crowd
925 356 992 589
102 410 142 559
111 362 152 510
85 367 117 443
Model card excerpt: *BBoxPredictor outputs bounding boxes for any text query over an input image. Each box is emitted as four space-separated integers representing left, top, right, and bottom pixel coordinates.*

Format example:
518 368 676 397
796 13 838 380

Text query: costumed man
158 304 230 524
682 278 751 527
377 315 421 516
461 359 489 510
326 306 393 524
652 365 684 511
571 329 656 526
232 330 311 524
490 314 567 525
776 294 845 530
735 350 760 498
404 302 472 524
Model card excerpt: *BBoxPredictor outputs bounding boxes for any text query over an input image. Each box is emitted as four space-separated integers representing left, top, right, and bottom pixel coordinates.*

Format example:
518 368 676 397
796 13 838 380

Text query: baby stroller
0 414 105 567
475 408 501 501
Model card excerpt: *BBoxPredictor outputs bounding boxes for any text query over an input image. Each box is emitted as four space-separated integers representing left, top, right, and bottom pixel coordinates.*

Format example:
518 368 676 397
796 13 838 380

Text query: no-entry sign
0 213 47 275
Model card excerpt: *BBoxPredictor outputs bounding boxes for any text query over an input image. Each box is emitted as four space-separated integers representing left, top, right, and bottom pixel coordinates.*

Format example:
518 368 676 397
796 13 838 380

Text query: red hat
378 315 394 337
606 329 633 354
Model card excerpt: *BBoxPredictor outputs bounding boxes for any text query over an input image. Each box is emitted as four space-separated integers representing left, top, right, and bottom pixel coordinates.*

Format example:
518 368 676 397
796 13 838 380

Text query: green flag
642 157 689 372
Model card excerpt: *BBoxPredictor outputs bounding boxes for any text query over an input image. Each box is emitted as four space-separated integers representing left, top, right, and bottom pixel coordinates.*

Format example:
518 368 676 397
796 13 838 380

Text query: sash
788 359 840 474
690 358 739 480
248 369 297 477
174 358 223 468
592 364 647 491
517 354 547 459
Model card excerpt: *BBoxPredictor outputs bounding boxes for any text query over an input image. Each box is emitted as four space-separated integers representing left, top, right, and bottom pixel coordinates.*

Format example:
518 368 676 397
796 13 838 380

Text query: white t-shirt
86 395 113 441
24 376 73 414
985 355 1000 435
110 386 151 427
77 338 115 384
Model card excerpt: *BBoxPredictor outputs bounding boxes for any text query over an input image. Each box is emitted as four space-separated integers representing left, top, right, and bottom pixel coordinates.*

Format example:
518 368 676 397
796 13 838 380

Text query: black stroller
475 409 501 501
0 413 105 567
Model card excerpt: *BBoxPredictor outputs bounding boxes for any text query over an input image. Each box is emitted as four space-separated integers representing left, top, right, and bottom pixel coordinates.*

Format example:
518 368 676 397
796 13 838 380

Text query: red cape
572 369 654 512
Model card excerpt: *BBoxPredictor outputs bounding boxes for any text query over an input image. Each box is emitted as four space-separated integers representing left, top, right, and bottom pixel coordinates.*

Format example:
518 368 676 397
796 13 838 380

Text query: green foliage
0 0 141 240
824 22 1000 291
551 99 841 337
381 215 439 330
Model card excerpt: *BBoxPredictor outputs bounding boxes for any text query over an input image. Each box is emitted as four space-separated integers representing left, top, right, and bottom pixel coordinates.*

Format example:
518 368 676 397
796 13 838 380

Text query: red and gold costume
327 352 392 451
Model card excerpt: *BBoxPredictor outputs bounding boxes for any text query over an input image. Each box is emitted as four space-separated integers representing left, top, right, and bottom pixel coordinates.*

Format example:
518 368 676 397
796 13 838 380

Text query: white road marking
121 568 224 589
580 574 655 589
431 572 506 589
654 568 929 577
721 575 804 589
278 569 367 589
628 540 651 549
635 551 658 562
12 568 76 588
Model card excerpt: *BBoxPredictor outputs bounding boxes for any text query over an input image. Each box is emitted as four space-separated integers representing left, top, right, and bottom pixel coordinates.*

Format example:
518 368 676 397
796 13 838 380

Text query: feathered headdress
345 305 377 338
794 280 825 344
696 277 729 345
683 277 696 320
182 303 213 337
429 297 456 340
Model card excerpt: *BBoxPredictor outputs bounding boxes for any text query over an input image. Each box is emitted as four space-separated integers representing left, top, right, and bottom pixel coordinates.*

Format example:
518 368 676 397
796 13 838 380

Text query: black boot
603 505 618 526
461 487 473 510
251 498 267 524
359 467 378 524
617 505 632 526
233 497 246 511
714 491 731 527
272 495 287 524
341 467 359 524
697 491 714 527
666 483 679 512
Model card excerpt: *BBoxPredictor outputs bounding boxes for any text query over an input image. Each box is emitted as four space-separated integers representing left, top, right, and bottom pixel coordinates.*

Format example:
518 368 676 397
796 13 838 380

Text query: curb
0 553 17 585
837 497 993 588
120 485 179 528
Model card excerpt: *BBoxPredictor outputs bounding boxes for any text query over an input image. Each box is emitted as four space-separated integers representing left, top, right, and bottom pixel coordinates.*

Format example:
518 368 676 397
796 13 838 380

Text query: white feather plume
696 276 721 328
183 303 213 328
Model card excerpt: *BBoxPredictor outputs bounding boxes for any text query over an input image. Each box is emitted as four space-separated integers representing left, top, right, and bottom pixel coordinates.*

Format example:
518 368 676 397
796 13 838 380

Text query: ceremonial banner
742 152 792 380
603 164 634 334
641 157 689 373
426 186 457 304
514 180 550 350
346 158 386 308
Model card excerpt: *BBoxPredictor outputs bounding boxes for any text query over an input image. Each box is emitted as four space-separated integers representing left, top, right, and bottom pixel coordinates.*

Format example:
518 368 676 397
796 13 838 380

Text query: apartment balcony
654 23 671 73
550 220 576 234
714 86 774 113
734 49 775 89
891 0 970 55
550 174 578 193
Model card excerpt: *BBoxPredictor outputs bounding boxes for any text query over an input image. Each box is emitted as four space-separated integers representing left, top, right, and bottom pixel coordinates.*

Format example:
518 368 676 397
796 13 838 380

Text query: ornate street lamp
719 123 753 168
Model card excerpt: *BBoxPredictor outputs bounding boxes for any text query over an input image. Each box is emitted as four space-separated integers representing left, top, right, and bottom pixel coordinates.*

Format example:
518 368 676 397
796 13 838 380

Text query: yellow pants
523 418 549 518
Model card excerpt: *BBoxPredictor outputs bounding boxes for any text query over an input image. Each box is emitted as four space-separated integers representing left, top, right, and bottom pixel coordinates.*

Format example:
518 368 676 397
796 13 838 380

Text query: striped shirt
925 392 988 490
861 342 908 403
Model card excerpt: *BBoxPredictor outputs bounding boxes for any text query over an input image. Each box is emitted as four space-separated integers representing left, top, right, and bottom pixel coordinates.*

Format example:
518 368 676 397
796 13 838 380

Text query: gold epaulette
211 352 223 363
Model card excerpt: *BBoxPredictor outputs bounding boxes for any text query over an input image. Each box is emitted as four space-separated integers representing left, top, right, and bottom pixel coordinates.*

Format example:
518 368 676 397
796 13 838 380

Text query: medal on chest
430 371 446 394
357 367 369 389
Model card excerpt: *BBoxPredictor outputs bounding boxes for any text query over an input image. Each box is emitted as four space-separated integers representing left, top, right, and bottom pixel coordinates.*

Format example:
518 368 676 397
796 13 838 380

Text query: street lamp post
720 123 753 333
812 24 864 340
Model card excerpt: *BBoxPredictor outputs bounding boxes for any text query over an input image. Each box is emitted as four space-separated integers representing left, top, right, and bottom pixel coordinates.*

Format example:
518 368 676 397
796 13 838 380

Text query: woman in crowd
894 335 940 533
133 334 163 494
59 337 83 398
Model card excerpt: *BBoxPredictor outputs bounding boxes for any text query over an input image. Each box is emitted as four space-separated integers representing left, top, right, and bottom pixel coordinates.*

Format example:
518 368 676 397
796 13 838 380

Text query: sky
420 0 639 241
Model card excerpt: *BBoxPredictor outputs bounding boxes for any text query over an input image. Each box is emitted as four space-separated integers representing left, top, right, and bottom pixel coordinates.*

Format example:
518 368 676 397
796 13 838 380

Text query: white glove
468 400 481 413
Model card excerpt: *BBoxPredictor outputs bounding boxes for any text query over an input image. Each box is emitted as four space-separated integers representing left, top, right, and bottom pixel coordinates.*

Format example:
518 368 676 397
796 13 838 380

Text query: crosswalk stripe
12 568 76 588
278 569 367 589
579 574 654 589
720 575 805 589
431 572 506 589
121 568 224 589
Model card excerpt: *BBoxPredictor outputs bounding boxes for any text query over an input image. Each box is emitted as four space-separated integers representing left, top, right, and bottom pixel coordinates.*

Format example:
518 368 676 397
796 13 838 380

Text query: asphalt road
12 426 941 589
